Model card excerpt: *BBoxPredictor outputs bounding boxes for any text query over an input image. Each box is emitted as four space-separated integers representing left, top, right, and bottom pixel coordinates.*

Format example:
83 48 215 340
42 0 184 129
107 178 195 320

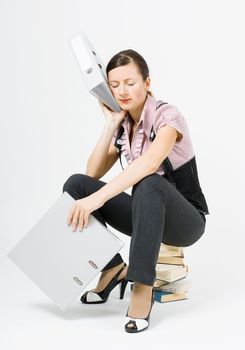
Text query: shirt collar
121 94 158 137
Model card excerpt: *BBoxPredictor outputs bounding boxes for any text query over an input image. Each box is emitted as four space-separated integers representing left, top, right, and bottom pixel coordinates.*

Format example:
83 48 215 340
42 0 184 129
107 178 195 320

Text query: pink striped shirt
112 94 194 175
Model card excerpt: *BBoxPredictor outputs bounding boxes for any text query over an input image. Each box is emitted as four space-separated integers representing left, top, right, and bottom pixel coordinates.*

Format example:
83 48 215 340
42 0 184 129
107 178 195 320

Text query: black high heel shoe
124 287 155 333
80 262 129 304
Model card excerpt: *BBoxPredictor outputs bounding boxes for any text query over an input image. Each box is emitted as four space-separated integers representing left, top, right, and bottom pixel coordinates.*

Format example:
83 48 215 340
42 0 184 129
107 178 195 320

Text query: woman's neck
127 94 148 123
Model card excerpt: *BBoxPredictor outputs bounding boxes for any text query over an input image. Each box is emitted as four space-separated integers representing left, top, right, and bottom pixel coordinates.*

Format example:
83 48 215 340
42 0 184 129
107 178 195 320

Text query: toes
127 322 135 328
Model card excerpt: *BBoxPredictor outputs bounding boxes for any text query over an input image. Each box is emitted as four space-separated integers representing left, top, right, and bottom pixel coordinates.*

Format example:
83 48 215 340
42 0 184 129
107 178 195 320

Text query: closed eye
110 83 135 88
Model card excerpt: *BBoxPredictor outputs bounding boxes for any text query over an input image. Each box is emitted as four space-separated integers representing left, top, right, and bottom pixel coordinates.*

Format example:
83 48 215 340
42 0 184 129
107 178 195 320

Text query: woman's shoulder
151 99 192 145
155 100 183 119
152 99 187 128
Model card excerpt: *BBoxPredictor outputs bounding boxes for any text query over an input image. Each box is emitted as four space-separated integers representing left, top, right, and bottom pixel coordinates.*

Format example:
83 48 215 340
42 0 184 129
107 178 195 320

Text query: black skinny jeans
62 173 206 286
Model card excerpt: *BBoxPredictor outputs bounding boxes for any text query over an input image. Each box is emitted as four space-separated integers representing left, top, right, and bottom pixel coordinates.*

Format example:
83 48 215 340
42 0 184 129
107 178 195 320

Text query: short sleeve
153 104 184 143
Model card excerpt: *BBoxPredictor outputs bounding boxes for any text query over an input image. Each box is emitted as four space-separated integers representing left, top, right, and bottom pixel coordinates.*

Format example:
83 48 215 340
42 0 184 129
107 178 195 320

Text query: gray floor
1 235 244 350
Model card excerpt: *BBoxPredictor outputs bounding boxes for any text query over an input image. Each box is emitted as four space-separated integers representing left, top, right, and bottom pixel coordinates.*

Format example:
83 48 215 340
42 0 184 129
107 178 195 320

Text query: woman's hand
98 100 127 130
67 192 105 232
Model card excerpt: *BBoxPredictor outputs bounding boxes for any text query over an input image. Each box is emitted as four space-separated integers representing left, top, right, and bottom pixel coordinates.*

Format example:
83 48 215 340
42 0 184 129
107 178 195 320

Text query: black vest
114 101 209 216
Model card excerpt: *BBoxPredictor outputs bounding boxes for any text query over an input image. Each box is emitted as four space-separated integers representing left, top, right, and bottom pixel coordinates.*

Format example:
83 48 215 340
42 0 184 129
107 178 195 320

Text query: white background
0 0 244 348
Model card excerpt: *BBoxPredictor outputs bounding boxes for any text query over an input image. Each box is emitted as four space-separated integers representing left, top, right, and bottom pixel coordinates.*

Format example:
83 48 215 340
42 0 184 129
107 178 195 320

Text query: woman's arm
67 124 178 231
86 121 117 179
96 125 178 202
86 101 127 179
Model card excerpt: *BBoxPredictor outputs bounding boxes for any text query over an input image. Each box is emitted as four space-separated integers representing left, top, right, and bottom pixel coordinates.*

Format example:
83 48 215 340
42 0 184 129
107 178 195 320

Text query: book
130 244 190 304
158 243 184 258
154 279 170 288
155 279 191 294
70 32 121 112
154 290 187 303
152 244 190 303
155 264 188 282
157 255 185 265
131 277 184 290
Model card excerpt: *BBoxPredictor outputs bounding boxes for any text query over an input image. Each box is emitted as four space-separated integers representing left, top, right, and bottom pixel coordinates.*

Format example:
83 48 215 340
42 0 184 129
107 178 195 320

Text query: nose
119 84 129 97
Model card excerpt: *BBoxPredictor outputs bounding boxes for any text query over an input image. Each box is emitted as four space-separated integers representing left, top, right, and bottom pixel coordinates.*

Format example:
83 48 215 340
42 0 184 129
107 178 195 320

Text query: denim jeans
62 173 206 286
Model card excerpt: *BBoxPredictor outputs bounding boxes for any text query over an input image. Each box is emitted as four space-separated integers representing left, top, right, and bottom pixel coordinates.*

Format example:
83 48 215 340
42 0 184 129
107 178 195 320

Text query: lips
119 99 131 102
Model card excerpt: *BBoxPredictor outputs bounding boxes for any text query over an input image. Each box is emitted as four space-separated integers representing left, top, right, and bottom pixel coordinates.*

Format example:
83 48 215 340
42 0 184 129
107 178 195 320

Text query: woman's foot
80 262 129 304
126 282 154 330
91 262 128 293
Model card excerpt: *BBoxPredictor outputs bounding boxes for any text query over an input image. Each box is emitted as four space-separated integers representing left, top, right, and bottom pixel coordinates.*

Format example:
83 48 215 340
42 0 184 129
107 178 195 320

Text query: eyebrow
109 78 135 83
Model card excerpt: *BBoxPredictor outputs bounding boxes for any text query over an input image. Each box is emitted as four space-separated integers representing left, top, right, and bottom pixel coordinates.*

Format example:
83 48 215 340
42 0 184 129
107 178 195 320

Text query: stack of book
153 243 190 303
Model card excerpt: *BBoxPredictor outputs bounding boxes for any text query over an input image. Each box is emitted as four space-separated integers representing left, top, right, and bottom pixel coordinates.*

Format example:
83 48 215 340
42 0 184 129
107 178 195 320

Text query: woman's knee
132 173 159 198
163 224 205 248
62 173 89 193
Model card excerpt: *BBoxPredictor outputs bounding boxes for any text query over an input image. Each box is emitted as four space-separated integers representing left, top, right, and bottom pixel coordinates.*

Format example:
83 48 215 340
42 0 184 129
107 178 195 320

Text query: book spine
157 286 186 294
157 257 184 265
154 290 172 303
154 290 187 303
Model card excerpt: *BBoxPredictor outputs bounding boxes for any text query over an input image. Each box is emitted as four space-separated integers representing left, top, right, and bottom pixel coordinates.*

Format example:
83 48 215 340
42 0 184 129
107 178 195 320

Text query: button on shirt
112 94 195 175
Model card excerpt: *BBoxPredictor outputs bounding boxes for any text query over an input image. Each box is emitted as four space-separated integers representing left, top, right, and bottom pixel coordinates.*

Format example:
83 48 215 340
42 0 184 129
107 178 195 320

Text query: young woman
63 49 209 333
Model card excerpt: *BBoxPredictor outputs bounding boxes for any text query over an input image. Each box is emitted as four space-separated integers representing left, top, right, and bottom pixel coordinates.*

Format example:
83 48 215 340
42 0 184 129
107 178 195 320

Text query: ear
145 76 151 91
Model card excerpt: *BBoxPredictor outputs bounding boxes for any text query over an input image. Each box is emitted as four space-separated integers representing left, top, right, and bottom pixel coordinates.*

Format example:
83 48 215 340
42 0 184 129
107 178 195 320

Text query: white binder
8 191 124 311
70 32 121 112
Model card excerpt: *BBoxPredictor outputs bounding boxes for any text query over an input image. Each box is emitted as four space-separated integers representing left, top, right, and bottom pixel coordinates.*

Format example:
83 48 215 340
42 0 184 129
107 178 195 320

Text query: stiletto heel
119 279 129 299
80 262 127 304
124 288 155 333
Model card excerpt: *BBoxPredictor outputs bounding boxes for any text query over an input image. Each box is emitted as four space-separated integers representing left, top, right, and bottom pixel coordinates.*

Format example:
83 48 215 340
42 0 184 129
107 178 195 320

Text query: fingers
78 209 89 231
98 99 106 109
67 203 89 232
67 204 75 225
83 211 89 228
98 100 111 113
71 206 80 231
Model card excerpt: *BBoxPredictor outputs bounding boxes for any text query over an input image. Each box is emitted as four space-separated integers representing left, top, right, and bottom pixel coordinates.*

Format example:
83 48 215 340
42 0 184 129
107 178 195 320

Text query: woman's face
108 62 150 112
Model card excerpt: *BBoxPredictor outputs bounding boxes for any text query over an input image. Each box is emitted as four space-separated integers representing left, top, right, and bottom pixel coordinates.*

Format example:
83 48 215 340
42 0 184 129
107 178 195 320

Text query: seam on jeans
146 175 174 210
139 175 170 284
146 176 180 246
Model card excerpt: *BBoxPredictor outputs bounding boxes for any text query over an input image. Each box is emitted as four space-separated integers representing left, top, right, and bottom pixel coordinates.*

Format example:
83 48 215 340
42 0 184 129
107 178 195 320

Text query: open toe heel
124 288 155 333
80 262 129 304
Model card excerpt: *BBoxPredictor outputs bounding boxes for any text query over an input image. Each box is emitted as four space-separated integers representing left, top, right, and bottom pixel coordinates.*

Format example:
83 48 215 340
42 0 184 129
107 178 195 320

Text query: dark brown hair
106 49 153 97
